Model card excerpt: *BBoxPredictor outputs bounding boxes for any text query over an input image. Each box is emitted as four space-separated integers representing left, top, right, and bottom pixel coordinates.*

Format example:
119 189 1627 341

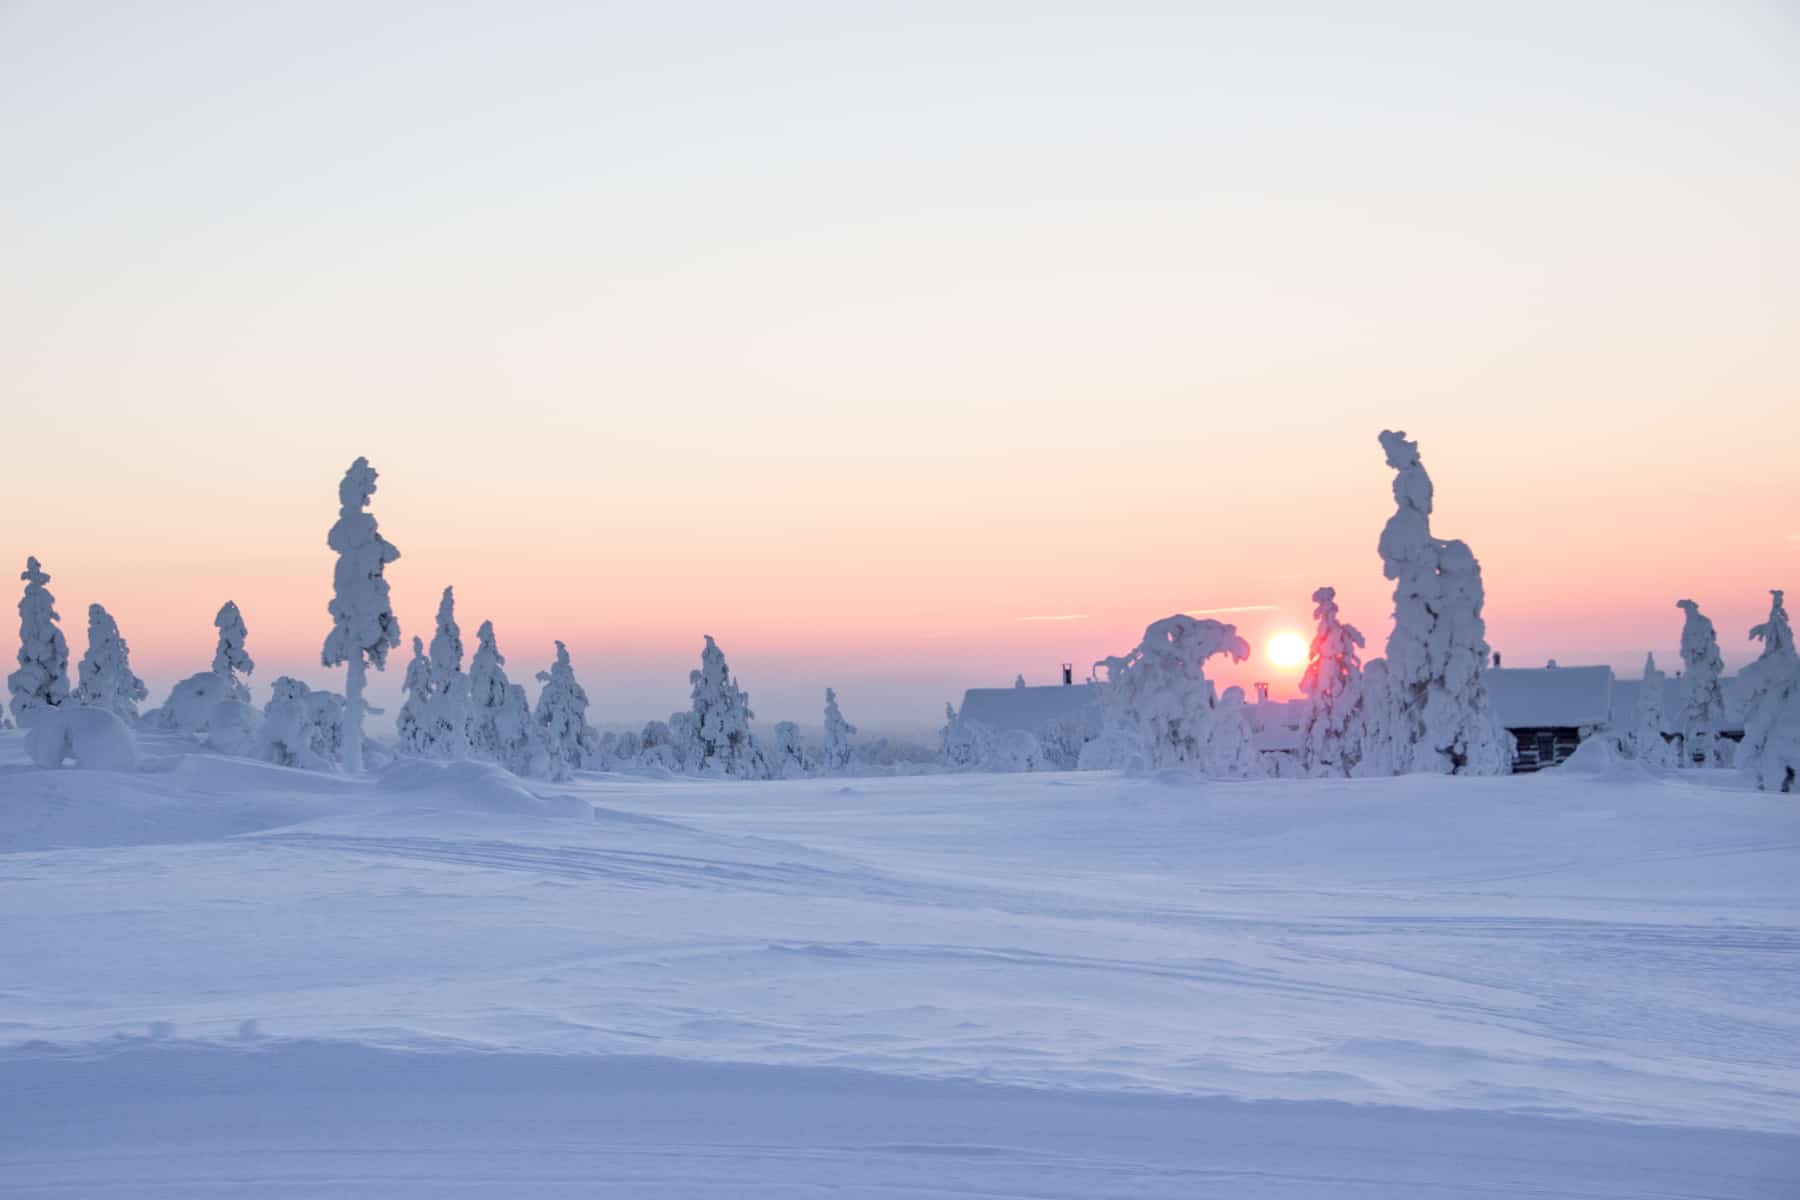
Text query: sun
1265 630 1309 671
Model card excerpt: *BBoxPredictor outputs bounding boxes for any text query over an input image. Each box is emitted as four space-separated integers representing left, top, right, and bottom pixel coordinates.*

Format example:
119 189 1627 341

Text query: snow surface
2 729 1797 1196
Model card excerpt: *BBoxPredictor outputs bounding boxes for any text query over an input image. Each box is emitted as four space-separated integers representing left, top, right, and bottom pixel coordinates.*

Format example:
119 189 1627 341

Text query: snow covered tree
1297 586 1367 777
674 635 766 778
426 587 470 759
9 557 70 727
320 457 401 774
1675 599 1726 767
212 601 254 700
1375 431 1510 774
75 604 148 721
1740 590 1799 790
464 620 548 777
259 677 343 771
1090 614 1252 773
534 640 601 780
1631 653 1671 767
155 601 255 733
770 720 810 778
395 637 434 755
1211 686 1265 778
821 687 857 773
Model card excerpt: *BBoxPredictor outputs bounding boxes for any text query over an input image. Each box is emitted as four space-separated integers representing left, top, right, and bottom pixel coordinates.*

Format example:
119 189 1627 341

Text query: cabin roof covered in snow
1488 666 1615 730
958 683 1104 733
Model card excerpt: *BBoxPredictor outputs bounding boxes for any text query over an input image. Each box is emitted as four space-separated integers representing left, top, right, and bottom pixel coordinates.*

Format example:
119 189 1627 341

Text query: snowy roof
957 684 1104 733
1609 675 1747 734
1487 666 1614 730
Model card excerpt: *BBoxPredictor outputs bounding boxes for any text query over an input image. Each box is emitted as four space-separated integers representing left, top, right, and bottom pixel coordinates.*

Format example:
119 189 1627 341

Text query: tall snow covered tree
321 457 402 774
211 601 255 702
1091 614 1252 773
1297 586 1367 777
1739 590 1799 788
676 635 765 778
9 557 70 727
821 687 857 773
75 604 148 721
1375 430 1510 775
1675 598 1726 767
1632 653 1671 766
534 640 600 780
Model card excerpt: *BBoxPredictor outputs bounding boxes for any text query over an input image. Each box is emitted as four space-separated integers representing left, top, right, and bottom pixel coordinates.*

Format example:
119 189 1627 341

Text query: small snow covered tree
156 601 256 733
395 637 434 755
770 720 810 778
320 457 401 774
259 677 342 771
1675 599 1726 767
75 604 149 721
427 587 470 759
1631 653 1671 766
1375 431 1510 775
674 635 766 778
1740 590 1799 790
821 687 857 773
1211 686 1264 778
9 557 70 727
1091 614 1252 773
212 601 254 701
534 640 601 780
1297 586 1367 777
465 620 547 777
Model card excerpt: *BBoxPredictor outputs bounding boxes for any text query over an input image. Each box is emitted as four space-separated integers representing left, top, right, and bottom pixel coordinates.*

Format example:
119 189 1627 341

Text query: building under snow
1489 665 1747 771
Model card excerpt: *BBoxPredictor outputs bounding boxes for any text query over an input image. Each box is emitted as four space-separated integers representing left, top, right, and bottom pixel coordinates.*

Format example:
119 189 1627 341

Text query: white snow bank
24 705 137 770
378 759 594 819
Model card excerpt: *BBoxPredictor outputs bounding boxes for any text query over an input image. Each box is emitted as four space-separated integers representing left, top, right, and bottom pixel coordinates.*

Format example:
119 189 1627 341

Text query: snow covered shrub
674 635 767 779
1631 653 1671 766
1740 590 1800 791
534 640 601 780
636 719 682 771
940 703 993 769
321 457 402 774
770 720 811 778
821 687 857 773
1675 599 1726 767
1297 586 1367 777
9 556 70 727
1037 716 1090 770
75 604 148 721
204 699 261 755
25 705 137 770
1346 659 1400 777
1375 431 1510 775
258 677 344 771
984 728 1046 772
156 601 256 733
1090 614 1253 774
1211 687 1265 779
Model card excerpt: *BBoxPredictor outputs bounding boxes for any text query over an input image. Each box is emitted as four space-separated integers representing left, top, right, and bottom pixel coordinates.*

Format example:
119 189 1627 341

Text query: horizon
5 3 1796 731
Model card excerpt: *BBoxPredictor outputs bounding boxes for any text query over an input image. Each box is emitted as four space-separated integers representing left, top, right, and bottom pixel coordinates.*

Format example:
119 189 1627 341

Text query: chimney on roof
1061 662 1073 686
1493 651 1502 668
1254 681 1270 704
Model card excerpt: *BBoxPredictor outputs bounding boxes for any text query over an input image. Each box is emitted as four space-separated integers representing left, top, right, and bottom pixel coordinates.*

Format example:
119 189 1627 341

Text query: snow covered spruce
321 457 403 775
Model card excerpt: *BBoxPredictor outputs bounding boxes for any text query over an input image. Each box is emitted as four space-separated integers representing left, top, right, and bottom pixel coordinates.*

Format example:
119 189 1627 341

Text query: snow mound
378 759 594 819
1558 736 1654 782
25 706 137 770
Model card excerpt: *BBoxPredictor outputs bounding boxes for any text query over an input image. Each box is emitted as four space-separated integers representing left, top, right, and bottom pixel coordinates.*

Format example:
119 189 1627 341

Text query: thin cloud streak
1018 614 1088 623
1186 604 1278 616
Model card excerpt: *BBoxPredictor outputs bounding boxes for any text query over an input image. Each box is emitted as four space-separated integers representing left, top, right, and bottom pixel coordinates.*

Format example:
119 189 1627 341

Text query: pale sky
4 2 1797 730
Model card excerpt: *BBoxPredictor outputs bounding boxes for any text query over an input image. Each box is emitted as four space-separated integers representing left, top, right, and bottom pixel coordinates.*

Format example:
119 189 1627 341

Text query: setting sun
1266 631 1309 671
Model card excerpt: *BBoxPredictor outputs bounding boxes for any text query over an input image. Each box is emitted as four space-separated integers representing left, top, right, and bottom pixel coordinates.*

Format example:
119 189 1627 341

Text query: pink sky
4 4 1796 729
